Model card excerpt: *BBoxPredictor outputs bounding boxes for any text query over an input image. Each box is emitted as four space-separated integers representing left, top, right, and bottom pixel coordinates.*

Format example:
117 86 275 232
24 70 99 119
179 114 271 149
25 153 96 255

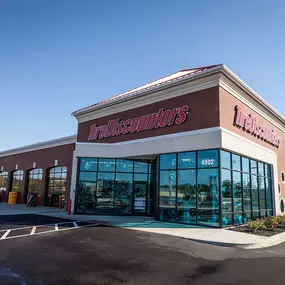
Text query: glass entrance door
133 181 147 214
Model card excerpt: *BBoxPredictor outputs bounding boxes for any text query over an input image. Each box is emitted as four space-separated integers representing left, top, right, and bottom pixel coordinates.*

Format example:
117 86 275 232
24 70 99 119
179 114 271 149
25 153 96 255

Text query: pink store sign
88 105 190 141
234 105 281 148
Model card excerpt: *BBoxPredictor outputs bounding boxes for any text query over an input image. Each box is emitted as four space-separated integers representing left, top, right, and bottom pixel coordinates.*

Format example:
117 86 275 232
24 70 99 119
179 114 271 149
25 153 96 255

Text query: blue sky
0 0 284 151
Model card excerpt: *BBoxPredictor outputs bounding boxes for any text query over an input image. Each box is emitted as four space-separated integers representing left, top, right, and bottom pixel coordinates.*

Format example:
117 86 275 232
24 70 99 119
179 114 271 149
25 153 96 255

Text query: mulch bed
228 225 285 237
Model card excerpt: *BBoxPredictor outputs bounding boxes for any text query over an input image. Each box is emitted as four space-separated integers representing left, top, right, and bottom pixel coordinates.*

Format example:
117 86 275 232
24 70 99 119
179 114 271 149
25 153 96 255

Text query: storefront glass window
178 152 196 169
220 150 273 225
197 168 219 227
0 172 9 201
159 170 176 208
221 151 231 169
98 158 115 172
80 158 98 171
221 169 232 213
47 166 67 208
242 157 250 173
197 150 219 168
232 154 241 171
27 168 44 204
160 154 176 170
76 158 153 215
177 170 196 210
116 160 133 173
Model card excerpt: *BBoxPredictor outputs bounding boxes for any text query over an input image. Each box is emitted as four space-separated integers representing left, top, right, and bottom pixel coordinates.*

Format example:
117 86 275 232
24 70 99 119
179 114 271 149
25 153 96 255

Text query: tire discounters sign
234 105 281 148
88 105 189 141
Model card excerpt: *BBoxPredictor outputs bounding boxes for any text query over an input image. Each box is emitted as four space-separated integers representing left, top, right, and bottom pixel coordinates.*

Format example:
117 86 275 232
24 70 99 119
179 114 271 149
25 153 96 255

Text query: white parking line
30 226 37 235
0 222 100 241
0 230 11 240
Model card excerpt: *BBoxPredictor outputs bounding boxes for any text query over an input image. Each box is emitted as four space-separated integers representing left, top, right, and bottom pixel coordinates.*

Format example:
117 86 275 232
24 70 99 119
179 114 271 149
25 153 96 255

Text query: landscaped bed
227 216 285 237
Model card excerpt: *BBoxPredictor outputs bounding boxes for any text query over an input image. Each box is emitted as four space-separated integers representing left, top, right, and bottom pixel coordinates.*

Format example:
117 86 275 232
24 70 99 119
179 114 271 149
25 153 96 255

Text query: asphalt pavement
1 214 285 284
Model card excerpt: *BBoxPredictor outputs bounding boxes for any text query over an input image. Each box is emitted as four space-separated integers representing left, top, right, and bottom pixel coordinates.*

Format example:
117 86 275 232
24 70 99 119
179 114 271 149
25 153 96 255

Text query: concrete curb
239 232 285 249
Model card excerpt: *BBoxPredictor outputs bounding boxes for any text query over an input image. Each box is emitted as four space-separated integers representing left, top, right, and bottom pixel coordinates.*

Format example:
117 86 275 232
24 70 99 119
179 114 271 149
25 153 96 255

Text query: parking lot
2 214 285 284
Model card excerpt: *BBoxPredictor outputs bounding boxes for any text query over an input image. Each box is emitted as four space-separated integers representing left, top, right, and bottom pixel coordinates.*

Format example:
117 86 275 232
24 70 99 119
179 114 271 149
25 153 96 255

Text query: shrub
264 216 279 229
247 220 266 232
277 215 285 225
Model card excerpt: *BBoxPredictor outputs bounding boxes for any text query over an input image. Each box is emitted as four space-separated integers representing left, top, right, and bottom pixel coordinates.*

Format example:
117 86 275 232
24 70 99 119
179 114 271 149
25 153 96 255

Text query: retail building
1 64 285 227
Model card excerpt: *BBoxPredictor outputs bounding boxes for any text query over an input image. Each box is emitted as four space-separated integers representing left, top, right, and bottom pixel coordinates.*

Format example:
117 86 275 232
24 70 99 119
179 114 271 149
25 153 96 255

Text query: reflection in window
242 157 250 173
160 154 176 170
12 170 24 193
115 173 133 214
28 168 44 204
221 150 273 225
159 170 176 208
80 158 98 171
96 172 115 213
232 154 241 171
197 168 219 227
198 150 219 168
76 158 153 215
177 170 196 210
178 152 196 169
116 160 133 173
221 169 232 212
134 161 148 173
251 175 259 212
98 158 115 172
243 173 251 213
0 172 8 197
47 166 67 208
259 177 266 215
221 151 231 169
251 160 258 175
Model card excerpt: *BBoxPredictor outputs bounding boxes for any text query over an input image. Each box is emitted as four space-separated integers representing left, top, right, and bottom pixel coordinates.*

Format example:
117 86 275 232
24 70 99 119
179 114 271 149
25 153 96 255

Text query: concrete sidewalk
0 203 284 249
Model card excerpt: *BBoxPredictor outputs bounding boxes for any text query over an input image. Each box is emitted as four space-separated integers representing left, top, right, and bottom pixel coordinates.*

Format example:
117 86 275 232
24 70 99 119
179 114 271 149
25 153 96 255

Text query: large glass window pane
134 161 148 173
266 178 273 210
221 151 231 169
232 154 241 171
116 159 133 173
198 150 219 168
233 171 242 213
222 212 233 227
177 170 196 210
197 168 219 226
251 160 257 175
242 157 250 173
265 164 271 177
159 170 176 208
115 173 133 214
243 173 251 212
259 177 266 211
160 154 176 170
221 169 232 212
80 158 98 171
258 162 264 177
98 158 115 172
178 152 196 169
76 181 97 214
251 175 259 211
79 172 97 182
134 174 148 182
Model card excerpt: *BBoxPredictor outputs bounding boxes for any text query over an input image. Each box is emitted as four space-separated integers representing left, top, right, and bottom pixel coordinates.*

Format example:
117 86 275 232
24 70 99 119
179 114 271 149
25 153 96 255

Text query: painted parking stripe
30 226 37 235
0 223 100 241
0 230 11 240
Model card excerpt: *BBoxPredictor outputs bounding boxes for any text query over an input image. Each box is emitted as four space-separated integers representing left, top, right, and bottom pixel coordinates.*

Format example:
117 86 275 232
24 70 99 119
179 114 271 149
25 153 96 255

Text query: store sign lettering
88 105 190 141
234 105 281 148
